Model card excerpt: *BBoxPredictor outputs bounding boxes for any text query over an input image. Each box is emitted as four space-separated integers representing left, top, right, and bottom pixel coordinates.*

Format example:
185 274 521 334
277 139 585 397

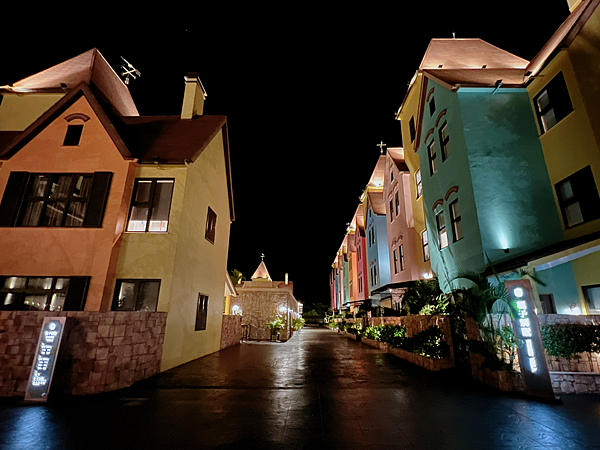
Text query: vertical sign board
504 280 555 400
24 316 67 403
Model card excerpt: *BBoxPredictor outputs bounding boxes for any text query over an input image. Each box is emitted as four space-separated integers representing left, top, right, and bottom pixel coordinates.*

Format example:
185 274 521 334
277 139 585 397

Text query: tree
229 269 245 286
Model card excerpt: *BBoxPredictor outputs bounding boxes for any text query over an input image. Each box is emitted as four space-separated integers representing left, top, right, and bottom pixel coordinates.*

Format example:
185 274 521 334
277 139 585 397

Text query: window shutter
0 172 29 227
83 172 113 227
63 276 90 311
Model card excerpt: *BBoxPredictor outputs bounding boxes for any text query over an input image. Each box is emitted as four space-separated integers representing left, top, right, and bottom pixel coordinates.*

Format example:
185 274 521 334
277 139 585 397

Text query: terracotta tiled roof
0 49 139 117
420 39 529 87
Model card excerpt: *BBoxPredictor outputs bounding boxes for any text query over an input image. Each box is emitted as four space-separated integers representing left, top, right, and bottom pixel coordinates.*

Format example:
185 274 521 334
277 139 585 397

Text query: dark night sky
1 2 570 306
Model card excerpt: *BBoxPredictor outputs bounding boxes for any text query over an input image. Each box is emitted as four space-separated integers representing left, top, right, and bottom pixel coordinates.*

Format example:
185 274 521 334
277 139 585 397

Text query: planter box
361 337 382 349
345 331 360 341
387 346 454 371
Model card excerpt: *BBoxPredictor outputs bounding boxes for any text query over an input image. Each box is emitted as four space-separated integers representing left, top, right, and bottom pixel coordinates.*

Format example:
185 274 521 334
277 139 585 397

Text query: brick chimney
181 72 206 119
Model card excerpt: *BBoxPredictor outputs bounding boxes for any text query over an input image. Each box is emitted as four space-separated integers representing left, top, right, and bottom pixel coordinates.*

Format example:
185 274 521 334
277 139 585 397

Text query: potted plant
292 317 305 332
267 315 286 341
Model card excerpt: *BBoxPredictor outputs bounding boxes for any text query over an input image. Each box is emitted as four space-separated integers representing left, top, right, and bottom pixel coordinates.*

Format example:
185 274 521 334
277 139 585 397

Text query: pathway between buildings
1 327 600 449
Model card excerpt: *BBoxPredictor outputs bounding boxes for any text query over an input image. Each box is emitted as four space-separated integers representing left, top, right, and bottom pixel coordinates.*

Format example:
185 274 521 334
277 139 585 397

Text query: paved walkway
1 327 600 449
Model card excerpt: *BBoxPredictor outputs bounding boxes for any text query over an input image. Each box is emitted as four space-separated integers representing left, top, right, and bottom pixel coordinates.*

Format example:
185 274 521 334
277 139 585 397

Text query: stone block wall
0 311 166 397
220 315 242 350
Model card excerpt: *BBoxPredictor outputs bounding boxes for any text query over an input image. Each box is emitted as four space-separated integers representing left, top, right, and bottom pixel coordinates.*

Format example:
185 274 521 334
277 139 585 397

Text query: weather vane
377 140 387 154
120 57 141 86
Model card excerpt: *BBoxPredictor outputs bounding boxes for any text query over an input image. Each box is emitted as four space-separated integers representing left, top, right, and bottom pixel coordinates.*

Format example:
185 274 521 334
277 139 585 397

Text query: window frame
112 279 161 312
449 199 463 242
394 191 400 218
436 210 448 249
399 244 404 271
1 276 71 311
439 121 451 161
393 248 399 274
195 293 209 331
126 178 175 233
205 206 217 244
17 173 95 228
389 199 394 222
416 169 423 199
63 124 84 146
428 140 437 175
409 116 416 143
422 230 430 262
555 166 600 229
533 72 573 134
429 97 436 117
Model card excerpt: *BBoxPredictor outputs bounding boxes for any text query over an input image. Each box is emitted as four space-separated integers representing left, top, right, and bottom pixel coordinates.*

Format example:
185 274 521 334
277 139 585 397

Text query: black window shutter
64 276 90 311
83 172 113 227
0 172 29 227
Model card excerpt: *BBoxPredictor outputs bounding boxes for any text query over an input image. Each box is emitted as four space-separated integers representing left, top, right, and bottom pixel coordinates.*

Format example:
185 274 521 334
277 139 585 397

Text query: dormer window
63 125 83 146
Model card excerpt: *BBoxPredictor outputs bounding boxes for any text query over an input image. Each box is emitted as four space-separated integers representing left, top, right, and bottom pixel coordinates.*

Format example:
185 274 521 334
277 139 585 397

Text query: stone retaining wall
0 311 166 397
220 315 242 350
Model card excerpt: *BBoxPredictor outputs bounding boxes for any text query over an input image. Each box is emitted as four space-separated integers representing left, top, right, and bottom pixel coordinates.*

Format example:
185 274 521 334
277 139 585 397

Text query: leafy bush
303 309 320 318
392 326 450 359
360 326 381 341
267 315 286 333
540 324 600 359
379 325 406 347
419 294 450 315
346 324 361 334
292 318 305 331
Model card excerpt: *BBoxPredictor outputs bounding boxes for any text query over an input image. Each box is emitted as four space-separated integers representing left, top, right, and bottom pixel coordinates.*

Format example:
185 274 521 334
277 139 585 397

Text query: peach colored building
0 49 235 373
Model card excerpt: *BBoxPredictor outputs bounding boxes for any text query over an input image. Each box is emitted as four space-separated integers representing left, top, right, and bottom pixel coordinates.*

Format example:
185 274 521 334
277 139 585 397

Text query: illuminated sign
505 280 555 400
24 317 67 403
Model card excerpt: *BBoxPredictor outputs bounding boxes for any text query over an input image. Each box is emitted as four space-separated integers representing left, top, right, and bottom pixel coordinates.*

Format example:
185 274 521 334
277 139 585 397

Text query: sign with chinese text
504 280 555 400
24 316 67 403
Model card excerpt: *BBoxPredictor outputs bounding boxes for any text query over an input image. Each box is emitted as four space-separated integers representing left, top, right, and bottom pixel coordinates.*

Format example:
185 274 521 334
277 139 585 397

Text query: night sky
1 2 570 307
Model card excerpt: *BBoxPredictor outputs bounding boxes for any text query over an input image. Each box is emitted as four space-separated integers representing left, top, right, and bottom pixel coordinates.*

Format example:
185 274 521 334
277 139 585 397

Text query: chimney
567 0 582 12
181 72 207 119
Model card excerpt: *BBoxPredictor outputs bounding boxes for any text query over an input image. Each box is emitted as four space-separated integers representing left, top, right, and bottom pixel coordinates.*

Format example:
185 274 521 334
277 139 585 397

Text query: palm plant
229 269 245 286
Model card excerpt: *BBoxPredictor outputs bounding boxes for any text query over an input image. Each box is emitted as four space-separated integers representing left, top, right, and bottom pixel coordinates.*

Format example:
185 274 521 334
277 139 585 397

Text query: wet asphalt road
1 326 600 449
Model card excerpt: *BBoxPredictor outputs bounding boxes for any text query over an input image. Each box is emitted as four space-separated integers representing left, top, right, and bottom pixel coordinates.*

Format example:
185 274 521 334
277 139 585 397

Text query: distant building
232 261 299 340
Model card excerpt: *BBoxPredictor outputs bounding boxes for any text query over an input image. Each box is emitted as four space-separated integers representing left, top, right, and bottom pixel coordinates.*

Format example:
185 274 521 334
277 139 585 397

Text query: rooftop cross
261 253 265 261
377 140 387 154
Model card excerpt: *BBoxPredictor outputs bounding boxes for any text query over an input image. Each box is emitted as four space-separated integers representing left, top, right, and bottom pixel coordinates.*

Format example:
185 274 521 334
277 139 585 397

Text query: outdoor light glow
423 272 433 279
514 291 539 374
279 305 287 313
513 287 524 298
231 305 242 315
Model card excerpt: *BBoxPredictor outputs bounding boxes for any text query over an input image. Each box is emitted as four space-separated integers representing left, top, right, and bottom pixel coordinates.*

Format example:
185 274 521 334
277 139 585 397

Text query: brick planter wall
0 311 166 397
387 347 454 371
220 315 242 350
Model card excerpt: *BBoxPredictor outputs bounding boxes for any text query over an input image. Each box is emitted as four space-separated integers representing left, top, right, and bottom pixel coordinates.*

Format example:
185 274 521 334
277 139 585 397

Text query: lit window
196 293 209 330
555 166 600 228
449 199 463 242
127 179 174 232
0 172 112 228
439 122 451 161
63 125 83 146
205 207 217 244
436 211 448 249
428 141 438 175
534 72 573 133
0 276 89 311
399 244 404 271
422 230 430 261
416 169 423 199
409 116 416 143
112 279 160 312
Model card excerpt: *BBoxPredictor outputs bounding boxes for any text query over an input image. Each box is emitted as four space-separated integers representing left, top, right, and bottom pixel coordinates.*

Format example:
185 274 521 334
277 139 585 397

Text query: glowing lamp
513 287 524 298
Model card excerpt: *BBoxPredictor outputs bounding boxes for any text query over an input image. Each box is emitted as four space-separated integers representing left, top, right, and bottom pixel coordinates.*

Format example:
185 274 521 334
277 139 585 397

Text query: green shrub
379 325 406 347
360 326 381 340
292 318 305 331
540 324 600 359
392 326 450 359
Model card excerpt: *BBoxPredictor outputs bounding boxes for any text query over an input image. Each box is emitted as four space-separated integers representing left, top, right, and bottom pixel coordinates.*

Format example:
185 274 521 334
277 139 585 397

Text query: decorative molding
426 87 435 102
432 199 444 210
65 113 90 122
444 186 459 200
435 109 447 127
424 128 435 143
